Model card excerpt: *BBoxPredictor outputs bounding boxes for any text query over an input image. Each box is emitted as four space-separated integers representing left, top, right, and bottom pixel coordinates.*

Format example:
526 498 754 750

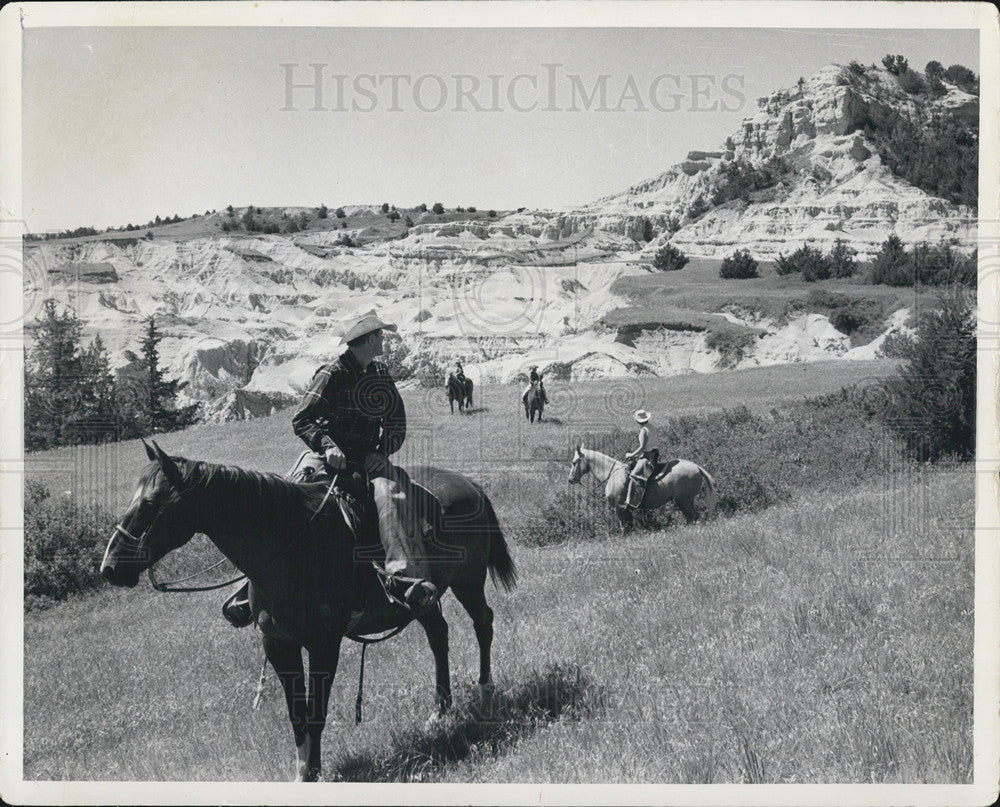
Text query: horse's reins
579 453 625 488
111 486 245 593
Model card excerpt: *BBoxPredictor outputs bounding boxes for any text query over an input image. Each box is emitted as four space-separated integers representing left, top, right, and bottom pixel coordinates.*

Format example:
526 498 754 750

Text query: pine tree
77 332 119 439
24 300 86 449
886 288 975 460
134 316 199 434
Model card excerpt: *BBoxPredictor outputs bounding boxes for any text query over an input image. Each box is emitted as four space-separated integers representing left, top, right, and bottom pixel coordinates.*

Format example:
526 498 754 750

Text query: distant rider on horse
521 365 548 405
624 409 660 511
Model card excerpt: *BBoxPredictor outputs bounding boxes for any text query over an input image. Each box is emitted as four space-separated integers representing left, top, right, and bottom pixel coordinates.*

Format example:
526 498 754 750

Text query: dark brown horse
524 380 545 423
101 440 516 781
446 373 474 413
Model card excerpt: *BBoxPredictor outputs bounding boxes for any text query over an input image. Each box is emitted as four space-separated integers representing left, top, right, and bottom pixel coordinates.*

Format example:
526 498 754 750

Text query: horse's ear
151 440 183 488
577 442 584 453
141 438 156 461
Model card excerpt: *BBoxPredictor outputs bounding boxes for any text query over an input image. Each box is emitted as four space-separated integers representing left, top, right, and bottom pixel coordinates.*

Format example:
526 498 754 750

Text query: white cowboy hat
634 409 650 424
340 309 397 344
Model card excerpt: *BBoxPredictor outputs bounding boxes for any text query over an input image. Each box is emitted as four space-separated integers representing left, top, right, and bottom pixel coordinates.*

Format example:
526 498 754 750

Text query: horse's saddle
222 452 379 629
652 458 680 482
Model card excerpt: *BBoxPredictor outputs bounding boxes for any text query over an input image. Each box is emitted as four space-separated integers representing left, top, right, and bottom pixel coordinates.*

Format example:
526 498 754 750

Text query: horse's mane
178 459 328 531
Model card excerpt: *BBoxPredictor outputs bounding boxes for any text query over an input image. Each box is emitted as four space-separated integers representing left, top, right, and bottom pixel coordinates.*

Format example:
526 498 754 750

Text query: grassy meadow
21 360 974 783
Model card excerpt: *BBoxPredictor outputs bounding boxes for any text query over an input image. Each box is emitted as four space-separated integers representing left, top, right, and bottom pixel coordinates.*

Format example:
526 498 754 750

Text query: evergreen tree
886 288 975 460
24 300 85 449
133 316 199 434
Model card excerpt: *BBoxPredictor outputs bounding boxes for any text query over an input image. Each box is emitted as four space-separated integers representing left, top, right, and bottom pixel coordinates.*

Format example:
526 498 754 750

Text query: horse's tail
699 466 718 517
475 484 517 591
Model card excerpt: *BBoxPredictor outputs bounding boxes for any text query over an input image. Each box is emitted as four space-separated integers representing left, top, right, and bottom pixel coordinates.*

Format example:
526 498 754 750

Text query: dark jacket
292 350 406 461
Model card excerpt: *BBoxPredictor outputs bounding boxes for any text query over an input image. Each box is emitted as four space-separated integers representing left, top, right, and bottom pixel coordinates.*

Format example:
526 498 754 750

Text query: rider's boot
402 578 439 610
625 475 646 512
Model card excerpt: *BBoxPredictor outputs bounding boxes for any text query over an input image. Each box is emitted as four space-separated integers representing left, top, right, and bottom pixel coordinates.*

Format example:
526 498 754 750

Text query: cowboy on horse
520 365 548 406
224 309 438 626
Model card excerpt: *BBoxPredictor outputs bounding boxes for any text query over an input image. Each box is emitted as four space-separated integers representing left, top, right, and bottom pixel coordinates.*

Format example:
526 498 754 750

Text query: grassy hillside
24 468 972 782
24 361 899 521
605 258 920 347
22 360 972 782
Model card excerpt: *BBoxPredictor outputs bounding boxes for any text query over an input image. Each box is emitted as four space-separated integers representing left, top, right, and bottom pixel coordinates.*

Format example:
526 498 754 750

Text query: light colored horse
568 444 717 532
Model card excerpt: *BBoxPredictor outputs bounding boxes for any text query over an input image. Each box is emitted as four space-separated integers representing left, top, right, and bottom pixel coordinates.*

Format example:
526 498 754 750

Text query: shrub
262 222 280 234
337 234 356 247
284 218 300 233
848 60 867 77
882 54 908 76
404 216 414 228
719 249 759 279
519 489 605 547
652 243 689 271
387 210 400 222
488 210 497 218
432 202 444 214
884 288 975 460
944 64 977 93
831 311 864 335
25 481 111 609
925 60 945 82
467 206 477 213
898 68 926 95
317 204 328 219
381 202 390 213
867 234 911 286
773 245 830 281
335 207 346 219
829 239 858 278
705 329 756 369
641 218 654 242
418 203 428 212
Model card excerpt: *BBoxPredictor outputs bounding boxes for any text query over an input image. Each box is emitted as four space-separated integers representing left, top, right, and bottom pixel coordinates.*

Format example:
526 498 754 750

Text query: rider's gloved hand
324 446 347 470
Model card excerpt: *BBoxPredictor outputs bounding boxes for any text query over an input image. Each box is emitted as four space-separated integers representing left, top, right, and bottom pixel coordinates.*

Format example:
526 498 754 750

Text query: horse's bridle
574 453 623 487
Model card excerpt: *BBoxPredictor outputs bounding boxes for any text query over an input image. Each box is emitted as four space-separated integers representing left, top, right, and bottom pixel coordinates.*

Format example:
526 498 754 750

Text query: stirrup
222 582 253 628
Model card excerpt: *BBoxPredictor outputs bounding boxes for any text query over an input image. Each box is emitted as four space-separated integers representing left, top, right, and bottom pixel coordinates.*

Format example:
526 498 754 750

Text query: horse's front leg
262 634 314 781
418 605 452 723
302 637 343 781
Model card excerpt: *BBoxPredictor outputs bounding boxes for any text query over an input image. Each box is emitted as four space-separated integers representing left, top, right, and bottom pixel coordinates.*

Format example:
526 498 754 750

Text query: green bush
720 249 759 279
25 481 111 609
432 202 445 214
867 235 911 286
829 239 858 278
898 68 926 95
867 237 976 288
882 54 908 76
885 289 975 460
519 489 606 547
705 329 756 369
773 245 830 281
652 243 689 271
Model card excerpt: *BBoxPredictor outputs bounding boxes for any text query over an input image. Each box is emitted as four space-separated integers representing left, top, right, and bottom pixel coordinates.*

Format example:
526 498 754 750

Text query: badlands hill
23 61 977 422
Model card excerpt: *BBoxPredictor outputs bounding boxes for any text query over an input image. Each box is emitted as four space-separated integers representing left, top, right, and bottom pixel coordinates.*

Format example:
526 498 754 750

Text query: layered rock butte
23 63 977 421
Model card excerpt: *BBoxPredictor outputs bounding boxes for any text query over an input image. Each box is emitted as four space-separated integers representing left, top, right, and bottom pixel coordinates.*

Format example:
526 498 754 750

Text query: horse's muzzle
101 562 140 588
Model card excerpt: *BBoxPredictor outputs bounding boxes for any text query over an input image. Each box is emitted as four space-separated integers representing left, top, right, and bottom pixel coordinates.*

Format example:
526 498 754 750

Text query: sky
22 25 979 233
